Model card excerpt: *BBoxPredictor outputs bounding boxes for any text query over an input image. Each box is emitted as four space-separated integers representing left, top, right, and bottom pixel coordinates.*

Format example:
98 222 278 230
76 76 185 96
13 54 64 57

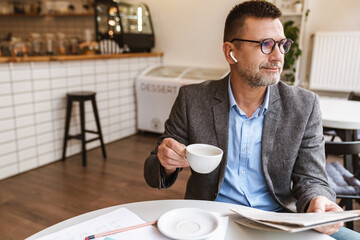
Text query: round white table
26 199 333 240
319 97 360 131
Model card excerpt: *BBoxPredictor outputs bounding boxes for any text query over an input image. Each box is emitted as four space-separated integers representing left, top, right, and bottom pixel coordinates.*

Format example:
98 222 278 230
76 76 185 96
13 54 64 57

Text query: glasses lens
261 39 275 54
281 39 293 54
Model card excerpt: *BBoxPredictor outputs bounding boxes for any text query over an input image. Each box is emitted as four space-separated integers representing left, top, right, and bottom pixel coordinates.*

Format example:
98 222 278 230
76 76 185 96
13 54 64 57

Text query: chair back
348 91 360 101
325 141 360 156
325 140 360 229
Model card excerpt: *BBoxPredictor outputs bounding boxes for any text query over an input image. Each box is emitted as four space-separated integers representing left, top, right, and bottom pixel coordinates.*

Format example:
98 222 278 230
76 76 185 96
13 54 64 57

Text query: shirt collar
228 76 270 117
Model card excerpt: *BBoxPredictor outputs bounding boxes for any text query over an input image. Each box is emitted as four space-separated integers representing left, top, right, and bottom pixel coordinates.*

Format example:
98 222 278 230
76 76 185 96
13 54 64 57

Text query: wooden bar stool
62 91 107 166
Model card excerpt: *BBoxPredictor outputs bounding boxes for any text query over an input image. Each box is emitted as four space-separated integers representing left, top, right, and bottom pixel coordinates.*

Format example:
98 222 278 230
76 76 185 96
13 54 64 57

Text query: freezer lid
180 68 229 80
145 66 188 78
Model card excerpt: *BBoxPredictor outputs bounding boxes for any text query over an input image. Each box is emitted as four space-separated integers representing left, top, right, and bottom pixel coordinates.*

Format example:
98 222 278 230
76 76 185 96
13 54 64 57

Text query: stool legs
62 97 73 161
62 94 106 166
79 100 87 166
91 97 107 159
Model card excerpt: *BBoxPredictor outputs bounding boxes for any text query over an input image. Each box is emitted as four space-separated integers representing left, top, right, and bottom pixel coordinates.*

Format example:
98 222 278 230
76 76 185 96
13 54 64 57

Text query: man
144 1 358 239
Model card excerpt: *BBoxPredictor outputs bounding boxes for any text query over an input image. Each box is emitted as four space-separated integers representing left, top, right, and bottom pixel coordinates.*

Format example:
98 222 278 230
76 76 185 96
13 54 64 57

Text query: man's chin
260 75 280 86
247 72 281 87
249 79 279 87
268 77 280 86
265 72 281 85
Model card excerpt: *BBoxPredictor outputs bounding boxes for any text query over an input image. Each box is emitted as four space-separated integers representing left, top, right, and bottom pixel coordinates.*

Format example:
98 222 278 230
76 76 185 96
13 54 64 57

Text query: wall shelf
283 11 303 16
0 13 94 17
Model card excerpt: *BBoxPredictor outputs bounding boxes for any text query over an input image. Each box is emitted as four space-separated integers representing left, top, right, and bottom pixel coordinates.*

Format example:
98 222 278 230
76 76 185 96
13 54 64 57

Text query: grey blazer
144 76 335 213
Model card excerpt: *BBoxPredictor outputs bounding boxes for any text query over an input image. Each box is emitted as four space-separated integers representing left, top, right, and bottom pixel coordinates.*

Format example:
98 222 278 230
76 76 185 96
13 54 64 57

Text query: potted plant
282 20 302 84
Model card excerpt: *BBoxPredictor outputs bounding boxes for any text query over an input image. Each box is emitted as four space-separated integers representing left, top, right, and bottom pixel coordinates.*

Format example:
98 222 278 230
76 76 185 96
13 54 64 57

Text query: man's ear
223 42 237 64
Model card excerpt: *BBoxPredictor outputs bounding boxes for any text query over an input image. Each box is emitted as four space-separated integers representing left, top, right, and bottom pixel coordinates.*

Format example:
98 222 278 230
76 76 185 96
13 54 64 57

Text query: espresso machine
94 0 155 53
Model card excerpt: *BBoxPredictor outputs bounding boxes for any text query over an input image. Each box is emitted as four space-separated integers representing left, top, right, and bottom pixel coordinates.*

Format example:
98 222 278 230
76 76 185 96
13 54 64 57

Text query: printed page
231 207 360 227
235 216 360 233
34 208 170 240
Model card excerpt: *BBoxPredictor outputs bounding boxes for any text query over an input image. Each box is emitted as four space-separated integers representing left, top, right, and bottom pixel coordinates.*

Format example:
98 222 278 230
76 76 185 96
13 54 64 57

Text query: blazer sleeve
144 86 189 189
291 94 336 212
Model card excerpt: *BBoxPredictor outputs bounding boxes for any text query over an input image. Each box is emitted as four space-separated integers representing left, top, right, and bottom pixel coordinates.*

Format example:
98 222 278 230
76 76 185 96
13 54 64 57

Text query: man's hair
223 0 282 42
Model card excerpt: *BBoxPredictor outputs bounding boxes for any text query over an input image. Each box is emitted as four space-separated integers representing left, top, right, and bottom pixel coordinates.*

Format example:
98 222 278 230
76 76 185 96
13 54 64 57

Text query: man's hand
157 138 189 176
307 195 344 235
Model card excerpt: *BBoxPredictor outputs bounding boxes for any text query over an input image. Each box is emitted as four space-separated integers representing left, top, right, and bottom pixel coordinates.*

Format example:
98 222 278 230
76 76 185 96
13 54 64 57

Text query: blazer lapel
261 84 282 184
213 76 230 186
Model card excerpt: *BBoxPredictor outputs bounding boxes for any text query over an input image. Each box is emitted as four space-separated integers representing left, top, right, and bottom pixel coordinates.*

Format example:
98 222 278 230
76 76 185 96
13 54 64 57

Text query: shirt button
243 148 246 151
242 170 246 174
245 121 248 125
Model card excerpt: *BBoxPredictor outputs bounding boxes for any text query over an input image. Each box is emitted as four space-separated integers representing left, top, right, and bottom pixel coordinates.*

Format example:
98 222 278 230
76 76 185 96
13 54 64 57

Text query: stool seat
62 91 106 166
67 91 96 101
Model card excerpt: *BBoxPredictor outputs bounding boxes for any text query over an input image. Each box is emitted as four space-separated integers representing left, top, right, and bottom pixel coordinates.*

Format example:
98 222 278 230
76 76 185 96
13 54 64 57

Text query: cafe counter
0 52 163 180
0 52 163 63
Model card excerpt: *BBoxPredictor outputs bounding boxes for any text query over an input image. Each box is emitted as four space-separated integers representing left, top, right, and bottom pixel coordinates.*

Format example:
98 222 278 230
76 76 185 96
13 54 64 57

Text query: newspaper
231 207 360 233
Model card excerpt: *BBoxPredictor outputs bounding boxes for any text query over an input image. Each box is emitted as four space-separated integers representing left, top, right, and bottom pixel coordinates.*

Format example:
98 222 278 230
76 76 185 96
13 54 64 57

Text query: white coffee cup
185 144 223 174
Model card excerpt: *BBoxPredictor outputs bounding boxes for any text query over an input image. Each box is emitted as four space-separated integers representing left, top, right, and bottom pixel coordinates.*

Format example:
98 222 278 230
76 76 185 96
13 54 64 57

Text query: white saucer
157 208 220 240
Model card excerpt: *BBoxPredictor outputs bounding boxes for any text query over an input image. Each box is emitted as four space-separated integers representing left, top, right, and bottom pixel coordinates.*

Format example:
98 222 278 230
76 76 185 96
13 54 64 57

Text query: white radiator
309 32 360 92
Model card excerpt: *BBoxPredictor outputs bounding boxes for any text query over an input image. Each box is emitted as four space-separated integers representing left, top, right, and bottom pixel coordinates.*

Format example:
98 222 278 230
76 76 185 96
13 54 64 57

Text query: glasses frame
229 38 293 55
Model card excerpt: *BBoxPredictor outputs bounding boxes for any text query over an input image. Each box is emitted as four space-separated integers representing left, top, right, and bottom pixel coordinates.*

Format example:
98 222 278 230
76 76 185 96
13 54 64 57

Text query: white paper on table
34 208 170 240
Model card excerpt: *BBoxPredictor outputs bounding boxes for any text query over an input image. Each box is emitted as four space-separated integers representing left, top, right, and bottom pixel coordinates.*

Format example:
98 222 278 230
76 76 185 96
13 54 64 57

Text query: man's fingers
162 144 183 161
163 138 186 157
307 196 344 235
158 151 188 168
157 138 189 170
325 204 343 212
314 222 343 235
311 200 325 213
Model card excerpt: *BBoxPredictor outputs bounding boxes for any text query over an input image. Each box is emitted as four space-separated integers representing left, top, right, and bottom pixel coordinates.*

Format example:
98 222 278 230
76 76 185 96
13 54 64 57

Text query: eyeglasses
230 38 293 55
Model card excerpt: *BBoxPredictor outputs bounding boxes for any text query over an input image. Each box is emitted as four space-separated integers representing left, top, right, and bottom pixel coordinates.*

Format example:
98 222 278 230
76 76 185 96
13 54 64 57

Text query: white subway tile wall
0 56 162 180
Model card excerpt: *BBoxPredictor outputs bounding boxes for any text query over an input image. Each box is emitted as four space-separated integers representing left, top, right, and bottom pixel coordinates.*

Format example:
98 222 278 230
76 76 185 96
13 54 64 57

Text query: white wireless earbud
230 51 238 63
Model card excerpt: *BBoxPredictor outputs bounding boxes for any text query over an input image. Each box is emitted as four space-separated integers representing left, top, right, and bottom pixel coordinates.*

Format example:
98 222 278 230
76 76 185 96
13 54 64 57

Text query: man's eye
262 40 273 48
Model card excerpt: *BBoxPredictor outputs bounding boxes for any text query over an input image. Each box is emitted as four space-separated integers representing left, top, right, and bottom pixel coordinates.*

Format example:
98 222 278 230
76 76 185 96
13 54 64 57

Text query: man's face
234 17 285 87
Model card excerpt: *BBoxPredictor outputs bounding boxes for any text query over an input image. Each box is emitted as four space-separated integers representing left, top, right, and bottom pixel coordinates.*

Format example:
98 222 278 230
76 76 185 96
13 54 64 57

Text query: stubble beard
237 62 282 88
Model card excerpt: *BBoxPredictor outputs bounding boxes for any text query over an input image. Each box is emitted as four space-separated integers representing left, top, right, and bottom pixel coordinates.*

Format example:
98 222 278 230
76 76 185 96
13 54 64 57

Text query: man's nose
268 45 284 63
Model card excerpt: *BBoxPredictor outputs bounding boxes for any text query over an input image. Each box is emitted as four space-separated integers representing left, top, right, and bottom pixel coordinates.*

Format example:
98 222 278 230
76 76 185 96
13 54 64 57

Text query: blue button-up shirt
215 78 283 211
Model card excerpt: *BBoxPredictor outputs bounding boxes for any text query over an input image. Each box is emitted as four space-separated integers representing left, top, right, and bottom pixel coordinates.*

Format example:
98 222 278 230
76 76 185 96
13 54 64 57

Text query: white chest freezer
136 65 229 133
